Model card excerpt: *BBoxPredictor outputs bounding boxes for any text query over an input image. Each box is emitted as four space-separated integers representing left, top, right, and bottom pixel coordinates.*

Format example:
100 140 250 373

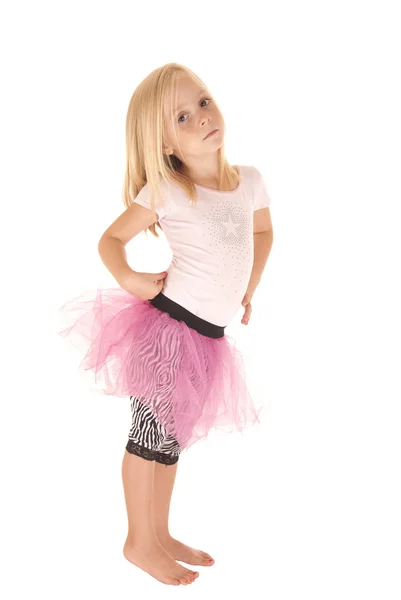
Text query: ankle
156 531 173 544
125 531 158 548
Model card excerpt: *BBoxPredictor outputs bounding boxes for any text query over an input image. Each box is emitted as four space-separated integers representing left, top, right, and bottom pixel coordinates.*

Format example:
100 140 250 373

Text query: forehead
164 76 207 114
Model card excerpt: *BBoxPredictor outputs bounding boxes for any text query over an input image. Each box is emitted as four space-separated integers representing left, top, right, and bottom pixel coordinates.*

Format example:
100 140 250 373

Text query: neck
180 156 220 183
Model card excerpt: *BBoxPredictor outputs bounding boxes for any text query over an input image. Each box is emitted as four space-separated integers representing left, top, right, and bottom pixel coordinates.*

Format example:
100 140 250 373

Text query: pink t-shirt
133 165 272 327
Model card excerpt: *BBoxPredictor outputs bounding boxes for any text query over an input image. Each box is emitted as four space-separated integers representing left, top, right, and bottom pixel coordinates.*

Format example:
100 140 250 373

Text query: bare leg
152 460 215 567
121 450 199 585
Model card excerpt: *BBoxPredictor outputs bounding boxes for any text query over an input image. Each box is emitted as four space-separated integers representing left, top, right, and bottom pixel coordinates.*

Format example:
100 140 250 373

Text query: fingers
241 303 252 325
150 271 168 284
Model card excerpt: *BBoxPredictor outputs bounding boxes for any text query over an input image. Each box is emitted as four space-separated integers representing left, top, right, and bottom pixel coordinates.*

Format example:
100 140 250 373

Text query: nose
201 117 211 137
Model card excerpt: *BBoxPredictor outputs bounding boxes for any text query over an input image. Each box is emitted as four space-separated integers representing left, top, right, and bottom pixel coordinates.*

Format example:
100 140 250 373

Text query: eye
178 98 211 123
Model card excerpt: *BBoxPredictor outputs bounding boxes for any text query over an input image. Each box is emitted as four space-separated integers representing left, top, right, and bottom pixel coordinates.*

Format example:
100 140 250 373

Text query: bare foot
159 535 215 567
123 537 199 585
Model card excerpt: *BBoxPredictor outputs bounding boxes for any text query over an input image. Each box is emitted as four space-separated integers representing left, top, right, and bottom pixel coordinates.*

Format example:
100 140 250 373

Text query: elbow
98 233 115 256
97 234 107 253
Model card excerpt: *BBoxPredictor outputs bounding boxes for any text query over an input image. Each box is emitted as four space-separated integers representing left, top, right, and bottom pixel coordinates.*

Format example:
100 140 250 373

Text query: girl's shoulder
237 164 265 184
235 165 272 210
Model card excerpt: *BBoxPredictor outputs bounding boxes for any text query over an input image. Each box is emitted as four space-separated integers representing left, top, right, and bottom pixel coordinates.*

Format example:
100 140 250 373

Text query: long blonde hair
122 62 240 237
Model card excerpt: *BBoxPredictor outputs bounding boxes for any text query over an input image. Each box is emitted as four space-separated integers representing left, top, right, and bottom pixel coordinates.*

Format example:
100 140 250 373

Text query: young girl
58 62 273 587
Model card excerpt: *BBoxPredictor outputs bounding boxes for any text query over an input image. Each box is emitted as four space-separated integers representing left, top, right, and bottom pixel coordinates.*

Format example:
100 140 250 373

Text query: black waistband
148 292 225 339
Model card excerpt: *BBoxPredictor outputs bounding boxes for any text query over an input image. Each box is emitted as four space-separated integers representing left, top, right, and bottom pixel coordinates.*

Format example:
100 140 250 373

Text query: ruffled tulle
57 287 263 451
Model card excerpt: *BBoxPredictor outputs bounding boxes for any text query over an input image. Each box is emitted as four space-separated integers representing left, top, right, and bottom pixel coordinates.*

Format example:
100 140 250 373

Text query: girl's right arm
97 203 167 299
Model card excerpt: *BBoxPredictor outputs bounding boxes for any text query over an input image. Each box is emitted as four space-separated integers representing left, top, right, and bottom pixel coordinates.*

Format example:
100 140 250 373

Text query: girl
58 62 274 587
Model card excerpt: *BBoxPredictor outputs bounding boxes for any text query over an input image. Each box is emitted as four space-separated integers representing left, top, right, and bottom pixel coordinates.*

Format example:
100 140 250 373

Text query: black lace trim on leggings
125 439 180 465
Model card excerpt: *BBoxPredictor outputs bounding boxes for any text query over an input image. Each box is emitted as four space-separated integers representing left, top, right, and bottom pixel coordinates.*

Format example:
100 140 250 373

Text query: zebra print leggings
125 291 226 465
126 395 181 465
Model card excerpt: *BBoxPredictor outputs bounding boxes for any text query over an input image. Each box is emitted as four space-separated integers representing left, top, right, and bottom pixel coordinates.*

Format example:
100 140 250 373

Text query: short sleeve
253 167 272 211
133 179 171 221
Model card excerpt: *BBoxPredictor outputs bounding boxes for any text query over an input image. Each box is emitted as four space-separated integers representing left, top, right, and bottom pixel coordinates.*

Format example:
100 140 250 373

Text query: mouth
204 129 218 140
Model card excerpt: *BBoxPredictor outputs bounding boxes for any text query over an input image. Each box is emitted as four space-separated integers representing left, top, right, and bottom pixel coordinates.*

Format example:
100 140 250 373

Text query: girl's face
163 75 224 162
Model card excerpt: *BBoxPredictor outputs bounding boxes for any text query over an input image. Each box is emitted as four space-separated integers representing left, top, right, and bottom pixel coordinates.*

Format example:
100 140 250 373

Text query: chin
209 130 224 145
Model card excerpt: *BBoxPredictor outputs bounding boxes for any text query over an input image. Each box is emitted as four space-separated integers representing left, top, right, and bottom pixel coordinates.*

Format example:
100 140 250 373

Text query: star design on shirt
219 213 243 240
212 210 247 245
205 204 250 248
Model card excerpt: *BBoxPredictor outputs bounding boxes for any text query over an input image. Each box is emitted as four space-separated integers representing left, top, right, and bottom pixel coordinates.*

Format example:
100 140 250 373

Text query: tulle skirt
57 287 263 452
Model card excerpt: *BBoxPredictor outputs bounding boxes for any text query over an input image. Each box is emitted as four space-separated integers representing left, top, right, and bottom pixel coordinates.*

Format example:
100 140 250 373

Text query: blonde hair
122 62 240 237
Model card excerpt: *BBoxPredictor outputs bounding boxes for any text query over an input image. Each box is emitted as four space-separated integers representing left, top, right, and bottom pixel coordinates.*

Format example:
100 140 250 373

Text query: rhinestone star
219 213 243 240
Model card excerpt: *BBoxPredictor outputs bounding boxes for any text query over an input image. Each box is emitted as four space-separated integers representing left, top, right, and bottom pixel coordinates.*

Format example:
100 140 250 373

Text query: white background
1 0 400 598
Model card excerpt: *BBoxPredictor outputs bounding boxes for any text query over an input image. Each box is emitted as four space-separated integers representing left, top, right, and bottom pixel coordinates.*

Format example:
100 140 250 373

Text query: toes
201 552 215 564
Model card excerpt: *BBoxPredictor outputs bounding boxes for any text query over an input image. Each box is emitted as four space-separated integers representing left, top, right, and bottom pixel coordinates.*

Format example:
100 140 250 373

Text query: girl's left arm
246 208 273 300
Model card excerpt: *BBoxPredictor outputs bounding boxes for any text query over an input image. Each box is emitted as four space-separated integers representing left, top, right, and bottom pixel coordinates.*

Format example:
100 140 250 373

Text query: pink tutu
57 287 263 451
